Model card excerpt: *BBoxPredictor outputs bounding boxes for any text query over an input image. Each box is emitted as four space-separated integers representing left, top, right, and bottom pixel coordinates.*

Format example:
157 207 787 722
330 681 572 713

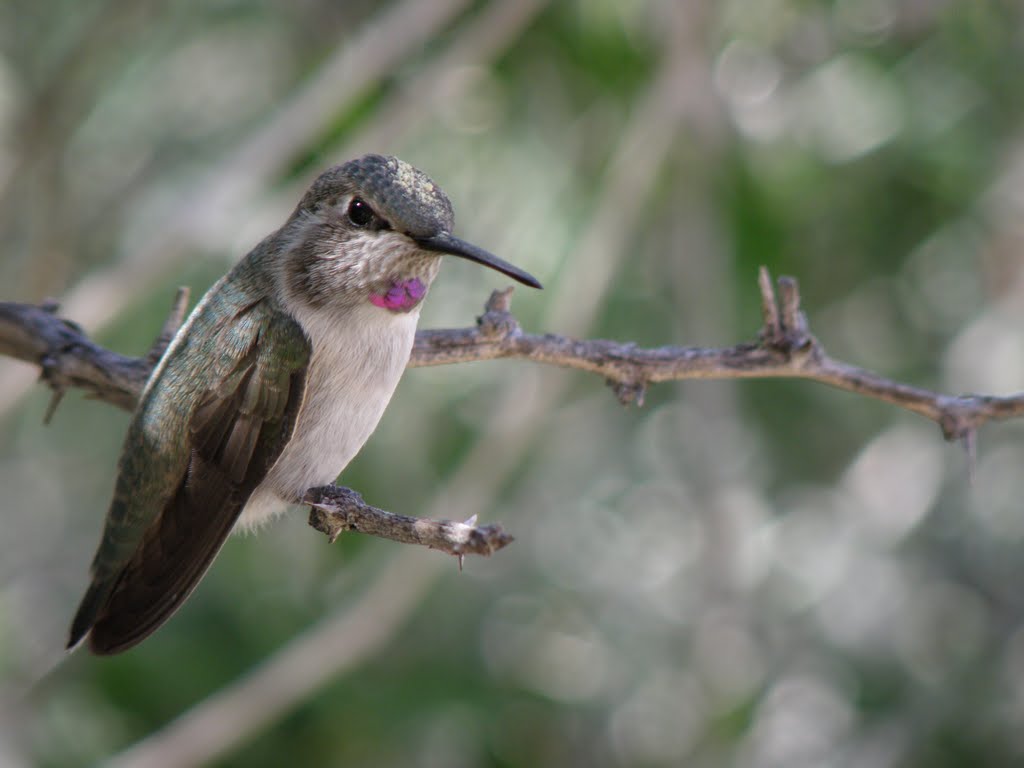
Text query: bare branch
3 267 1024 553
0 301 149 413
411 278 1024 441
304 485 513 556
4 269 1024 439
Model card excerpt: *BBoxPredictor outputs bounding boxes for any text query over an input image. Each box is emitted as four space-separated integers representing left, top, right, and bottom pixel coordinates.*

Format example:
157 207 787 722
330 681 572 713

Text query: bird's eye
347 198 376 227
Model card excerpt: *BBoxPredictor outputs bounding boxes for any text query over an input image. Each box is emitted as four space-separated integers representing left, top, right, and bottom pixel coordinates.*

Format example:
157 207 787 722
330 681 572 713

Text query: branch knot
757 267 821 366
937 395 984 442
477 287 520 340
608 378 647 406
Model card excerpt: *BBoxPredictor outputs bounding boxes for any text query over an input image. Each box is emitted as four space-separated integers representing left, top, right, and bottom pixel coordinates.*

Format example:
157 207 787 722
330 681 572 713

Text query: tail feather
67 581 114 651
70 458 242 655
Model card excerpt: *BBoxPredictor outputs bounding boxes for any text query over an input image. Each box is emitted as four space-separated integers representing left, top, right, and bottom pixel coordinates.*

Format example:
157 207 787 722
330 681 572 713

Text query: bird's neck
266 215 442 316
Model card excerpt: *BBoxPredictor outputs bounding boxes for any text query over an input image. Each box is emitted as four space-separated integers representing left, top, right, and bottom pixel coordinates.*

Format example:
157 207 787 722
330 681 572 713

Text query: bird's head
279 154 540 313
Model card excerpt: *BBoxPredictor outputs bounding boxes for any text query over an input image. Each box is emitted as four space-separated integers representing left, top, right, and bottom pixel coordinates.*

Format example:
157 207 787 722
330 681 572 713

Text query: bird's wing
67 297 310 654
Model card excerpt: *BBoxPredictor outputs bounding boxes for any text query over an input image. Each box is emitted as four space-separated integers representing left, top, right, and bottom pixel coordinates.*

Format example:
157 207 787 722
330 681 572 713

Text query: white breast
238 303 419 529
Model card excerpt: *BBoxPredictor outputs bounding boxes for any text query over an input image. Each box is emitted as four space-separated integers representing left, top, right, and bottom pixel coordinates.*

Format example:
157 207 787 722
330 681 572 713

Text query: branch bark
305 485 512 562
2 267 1021 554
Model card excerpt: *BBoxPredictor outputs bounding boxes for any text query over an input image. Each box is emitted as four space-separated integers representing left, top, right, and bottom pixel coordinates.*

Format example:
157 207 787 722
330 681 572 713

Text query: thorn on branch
937 396 983 442
935 396 984 481
308 506 345 544
43 387 66 425
307 486 366 543
485 287 513 314
60 316 86 337
962 428 977 485
477 287 520 340
147 287 191 365
458 514 480 571
38 352 70 424
447 521 514 558
608 378 647 407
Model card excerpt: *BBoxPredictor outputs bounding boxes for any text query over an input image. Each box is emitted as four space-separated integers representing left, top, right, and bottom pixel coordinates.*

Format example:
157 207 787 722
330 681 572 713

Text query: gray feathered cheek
283 227 351 309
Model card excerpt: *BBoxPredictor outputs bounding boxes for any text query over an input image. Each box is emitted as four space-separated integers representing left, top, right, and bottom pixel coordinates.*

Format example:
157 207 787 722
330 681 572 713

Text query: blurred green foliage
4 1 1024 766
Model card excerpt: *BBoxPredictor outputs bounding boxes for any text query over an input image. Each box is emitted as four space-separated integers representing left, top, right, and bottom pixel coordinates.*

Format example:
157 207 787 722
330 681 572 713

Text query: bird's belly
237 306 418 530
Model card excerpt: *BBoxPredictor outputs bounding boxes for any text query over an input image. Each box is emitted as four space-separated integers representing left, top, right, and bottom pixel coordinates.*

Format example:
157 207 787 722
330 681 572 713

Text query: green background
3 1 1024 766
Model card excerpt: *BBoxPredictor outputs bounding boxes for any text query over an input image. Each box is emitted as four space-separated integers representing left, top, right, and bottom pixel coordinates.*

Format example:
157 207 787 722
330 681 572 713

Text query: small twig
777 276 804 336
304 485 513 557
758 265 781 343
476 286 520 339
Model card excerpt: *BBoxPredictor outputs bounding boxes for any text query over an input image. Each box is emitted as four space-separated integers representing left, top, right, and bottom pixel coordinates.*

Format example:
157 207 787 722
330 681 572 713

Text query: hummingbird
66 154 541 655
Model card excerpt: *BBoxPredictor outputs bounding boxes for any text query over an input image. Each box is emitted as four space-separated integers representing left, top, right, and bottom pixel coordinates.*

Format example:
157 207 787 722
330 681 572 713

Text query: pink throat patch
370 278 427 312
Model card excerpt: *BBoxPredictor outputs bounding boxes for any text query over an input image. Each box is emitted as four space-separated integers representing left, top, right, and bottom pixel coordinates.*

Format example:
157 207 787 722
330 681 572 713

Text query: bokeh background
3 1 1024 766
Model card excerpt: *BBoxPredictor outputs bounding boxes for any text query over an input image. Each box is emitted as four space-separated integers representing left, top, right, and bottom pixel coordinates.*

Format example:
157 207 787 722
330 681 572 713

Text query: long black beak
417 232 542 289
